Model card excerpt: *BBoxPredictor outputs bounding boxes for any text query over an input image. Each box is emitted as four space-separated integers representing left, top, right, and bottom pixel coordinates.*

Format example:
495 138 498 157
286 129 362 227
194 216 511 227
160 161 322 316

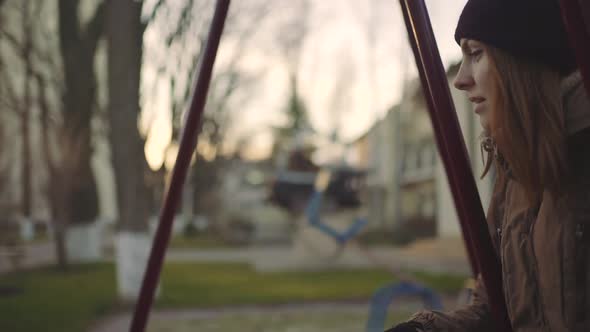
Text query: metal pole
398 0 479 277
398 0 512 330
560 0 590 97
129 1 230 331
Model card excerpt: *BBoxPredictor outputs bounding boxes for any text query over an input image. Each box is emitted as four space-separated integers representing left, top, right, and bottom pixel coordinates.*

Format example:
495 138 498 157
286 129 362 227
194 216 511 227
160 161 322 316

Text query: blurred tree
0 108 11 212
106 0 150 233
0 2 20 216
52 0 105 268
285 74 309 136
151 0 269 154
57 0 103 226
20 0 33 220
103 0 272 299
271 74 312 160
106 0 271 231
36 70 68 269
1 0 67 267
143 0 271 224
0 0 35 224
269 0 313 161
275 0 310 78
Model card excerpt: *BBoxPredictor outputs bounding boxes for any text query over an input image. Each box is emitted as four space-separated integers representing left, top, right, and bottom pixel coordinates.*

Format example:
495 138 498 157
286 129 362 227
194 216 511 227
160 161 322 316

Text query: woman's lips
469 97 486 114
474 102 485 114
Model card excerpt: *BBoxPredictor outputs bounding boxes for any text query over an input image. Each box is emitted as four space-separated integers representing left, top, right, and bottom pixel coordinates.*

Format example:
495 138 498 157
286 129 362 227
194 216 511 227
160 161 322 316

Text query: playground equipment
304 171 368 246
270 167 366 213
304 170 444 332
366 281 443 332
131 1 590 331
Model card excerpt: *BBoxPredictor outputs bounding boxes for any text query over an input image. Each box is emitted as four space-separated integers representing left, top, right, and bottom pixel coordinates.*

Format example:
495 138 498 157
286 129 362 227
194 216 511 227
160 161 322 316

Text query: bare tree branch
0 59 22 114
35 71 57 173
144 0 166 25
85 1 105 55
0 26 22 52
165 0 200 46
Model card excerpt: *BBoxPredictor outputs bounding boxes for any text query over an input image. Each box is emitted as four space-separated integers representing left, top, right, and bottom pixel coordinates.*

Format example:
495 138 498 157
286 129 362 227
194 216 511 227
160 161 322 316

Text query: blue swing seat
366 281 443 332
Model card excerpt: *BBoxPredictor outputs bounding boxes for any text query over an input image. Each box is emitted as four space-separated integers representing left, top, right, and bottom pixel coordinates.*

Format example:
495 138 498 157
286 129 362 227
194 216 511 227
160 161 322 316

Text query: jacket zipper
498 223 515 323
574 222 586 324
528 210 549 330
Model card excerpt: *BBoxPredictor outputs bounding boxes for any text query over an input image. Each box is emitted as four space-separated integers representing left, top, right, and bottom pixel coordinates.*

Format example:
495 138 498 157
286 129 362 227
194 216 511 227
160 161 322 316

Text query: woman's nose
453 64 473 91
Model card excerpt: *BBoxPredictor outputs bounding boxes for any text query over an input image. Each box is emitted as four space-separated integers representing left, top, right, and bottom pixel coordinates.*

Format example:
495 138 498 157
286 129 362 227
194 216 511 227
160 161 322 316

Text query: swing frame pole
129 1 230 331
398 0 512 330
559 0 590 96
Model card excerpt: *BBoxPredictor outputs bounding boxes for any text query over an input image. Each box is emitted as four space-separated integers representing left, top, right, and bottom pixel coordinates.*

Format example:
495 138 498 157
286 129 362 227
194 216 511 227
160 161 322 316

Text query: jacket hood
562 71 590 135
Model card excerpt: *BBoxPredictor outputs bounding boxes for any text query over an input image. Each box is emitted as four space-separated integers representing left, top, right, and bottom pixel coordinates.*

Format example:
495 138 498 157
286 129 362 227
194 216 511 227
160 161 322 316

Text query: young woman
387 0 590 331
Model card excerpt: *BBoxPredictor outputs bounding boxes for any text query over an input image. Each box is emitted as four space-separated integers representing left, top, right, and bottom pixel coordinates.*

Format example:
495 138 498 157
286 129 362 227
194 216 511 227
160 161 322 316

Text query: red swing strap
398 0 512 330
129 1 231 331
560 0 590 96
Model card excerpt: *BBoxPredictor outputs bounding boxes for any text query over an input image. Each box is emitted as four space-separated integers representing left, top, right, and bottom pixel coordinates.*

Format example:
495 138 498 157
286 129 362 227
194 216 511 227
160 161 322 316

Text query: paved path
0 242 55 274
89 302 371 332
0 236 470 276
166 243 469 275
89 295 461 332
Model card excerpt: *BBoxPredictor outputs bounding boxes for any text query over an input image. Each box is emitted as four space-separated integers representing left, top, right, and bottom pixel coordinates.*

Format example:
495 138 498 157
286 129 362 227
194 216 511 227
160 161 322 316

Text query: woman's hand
384 321 425 332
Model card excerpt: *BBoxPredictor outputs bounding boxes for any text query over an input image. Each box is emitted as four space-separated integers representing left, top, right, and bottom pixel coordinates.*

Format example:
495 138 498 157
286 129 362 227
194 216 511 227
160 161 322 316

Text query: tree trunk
38 73 69 269
21 0 33 219
53 223 68 269
107 0 152 300
55 0 105 268
58 0 101 226
106 0 148 233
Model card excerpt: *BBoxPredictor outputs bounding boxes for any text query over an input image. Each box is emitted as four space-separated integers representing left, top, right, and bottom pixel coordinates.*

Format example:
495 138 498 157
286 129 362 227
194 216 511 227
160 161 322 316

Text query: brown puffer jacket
410 71 590 331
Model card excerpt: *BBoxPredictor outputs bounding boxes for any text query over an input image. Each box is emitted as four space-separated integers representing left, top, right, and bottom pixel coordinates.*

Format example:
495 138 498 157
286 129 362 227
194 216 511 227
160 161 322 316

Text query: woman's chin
479 117 488 130
480 120 492 136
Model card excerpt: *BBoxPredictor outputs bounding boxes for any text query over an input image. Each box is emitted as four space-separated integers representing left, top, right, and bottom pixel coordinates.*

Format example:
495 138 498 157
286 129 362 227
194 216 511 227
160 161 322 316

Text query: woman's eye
469 49 483 60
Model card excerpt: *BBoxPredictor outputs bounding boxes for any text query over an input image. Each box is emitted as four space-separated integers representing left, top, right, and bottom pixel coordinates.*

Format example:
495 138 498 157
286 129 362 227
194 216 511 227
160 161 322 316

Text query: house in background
349 62 494 238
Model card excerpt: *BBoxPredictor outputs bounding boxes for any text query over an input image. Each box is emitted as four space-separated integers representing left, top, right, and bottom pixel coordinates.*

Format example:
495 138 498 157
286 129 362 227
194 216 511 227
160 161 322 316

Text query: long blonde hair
481 47 568 205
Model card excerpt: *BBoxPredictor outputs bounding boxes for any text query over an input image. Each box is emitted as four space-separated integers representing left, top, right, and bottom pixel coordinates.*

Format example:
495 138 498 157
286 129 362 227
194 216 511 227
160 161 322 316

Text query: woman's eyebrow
461 41 471 54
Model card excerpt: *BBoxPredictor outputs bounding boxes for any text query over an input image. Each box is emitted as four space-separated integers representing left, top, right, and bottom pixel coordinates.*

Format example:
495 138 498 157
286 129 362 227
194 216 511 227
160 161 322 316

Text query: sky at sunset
141 0 468 169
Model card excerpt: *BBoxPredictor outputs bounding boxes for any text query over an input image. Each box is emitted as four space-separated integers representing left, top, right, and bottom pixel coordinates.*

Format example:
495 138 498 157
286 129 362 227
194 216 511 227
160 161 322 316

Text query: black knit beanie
455 0 577 75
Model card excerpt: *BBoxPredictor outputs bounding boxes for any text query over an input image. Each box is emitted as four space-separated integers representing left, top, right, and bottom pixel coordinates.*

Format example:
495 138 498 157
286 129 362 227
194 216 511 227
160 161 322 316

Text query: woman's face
454 39 494 130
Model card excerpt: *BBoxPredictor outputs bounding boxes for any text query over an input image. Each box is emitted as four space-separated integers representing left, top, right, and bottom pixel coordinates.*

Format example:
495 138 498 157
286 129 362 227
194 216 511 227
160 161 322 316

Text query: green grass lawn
0 262 466 332
156 263 463 308
147 309 413 332
168 234 232 249
0 264 117 332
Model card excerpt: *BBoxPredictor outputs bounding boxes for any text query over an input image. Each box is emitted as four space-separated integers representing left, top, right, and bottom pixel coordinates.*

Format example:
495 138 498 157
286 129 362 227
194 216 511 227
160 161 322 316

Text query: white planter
65 221 102 263
115 232 160 301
